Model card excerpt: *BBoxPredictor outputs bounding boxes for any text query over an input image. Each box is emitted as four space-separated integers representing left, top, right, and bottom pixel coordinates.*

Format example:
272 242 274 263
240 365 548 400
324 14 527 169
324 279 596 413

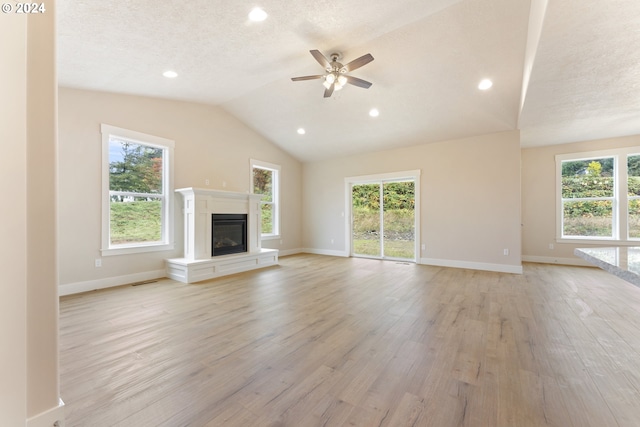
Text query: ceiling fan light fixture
369 108 380 117
323 73 346 90
324 72 342 89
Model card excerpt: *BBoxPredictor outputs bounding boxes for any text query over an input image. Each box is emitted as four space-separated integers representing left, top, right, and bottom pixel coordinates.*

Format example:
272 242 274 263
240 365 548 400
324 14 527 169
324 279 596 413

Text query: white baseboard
522 255 593 267
27 398 64 427
59 269 167 296
302 248 349 257
420 257 523 274
297 250 522 273
277 248 305 257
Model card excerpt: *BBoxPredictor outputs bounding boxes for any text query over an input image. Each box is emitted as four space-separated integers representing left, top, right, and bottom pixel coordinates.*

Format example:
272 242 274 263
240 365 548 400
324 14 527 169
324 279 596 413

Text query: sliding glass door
351 179 416 261
352 183 382 257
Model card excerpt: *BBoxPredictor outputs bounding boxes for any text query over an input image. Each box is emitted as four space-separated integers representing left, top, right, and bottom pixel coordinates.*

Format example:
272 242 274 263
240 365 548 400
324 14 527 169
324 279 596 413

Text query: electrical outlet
503 248 509 256
421 244 426 251
95 258 102 267
331 239 334 244
205 179 210 186
549 243 554 250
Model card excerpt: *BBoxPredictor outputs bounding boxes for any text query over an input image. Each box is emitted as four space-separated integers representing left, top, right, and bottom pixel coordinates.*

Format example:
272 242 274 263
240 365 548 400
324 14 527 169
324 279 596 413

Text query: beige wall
0 4 61 425
58 88 302 290
522 134 640 263
1 12 28 426
303 130 522 271
27 7 60 420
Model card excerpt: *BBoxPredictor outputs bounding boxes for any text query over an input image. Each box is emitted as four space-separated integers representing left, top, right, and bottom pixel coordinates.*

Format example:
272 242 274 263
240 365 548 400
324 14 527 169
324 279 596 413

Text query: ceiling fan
291 50 374 98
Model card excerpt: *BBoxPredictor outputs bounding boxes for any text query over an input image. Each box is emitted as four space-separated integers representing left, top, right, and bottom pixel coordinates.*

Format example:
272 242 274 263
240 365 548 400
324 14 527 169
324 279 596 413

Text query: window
251 159 280 239
101 124 174 255
556 146 640 242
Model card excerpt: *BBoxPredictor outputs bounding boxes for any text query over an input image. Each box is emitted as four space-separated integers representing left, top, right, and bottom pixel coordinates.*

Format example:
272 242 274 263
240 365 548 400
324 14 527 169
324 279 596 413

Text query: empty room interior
5 0 640 425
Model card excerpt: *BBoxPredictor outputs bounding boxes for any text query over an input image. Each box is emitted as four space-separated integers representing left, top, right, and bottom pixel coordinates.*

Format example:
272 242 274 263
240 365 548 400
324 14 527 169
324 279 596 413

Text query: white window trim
556 146 640 244
250 158 281 240
101 124 175 256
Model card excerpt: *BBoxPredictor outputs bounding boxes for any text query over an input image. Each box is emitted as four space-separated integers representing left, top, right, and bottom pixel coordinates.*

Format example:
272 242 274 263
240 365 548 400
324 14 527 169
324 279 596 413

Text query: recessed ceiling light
369 108 380 117
297 128 306 135
478 79 493 90
163 70 178 78
249 7 268 22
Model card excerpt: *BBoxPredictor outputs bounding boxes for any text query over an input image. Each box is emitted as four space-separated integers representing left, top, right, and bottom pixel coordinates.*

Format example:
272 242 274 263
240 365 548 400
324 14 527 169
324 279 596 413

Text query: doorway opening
346 170 420 262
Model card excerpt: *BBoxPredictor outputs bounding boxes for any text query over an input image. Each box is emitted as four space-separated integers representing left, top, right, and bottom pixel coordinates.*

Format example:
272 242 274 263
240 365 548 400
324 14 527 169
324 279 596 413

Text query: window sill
101 242 174 256
558 238 640 246
261 234 281 241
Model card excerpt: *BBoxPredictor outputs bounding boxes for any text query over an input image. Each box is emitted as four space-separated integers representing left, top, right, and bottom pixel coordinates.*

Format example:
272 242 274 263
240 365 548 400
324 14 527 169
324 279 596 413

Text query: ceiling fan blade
345 75 373 89
310 49 331 69
323 83 335 98
343 53 374 72
291 75 325 81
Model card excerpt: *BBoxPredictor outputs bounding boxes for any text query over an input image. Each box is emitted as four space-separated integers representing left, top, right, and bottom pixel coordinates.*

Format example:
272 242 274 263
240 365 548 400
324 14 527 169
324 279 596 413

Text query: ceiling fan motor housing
328 53 347 73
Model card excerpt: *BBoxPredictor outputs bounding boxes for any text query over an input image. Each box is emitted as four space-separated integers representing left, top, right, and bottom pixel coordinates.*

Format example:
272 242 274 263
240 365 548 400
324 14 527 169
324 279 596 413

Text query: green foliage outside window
253 167 275 234
110 140 163 194
561 153 640 239
352 181 415 259
352 181 415 210
260 204 273 234
561 159 612 237
110 200 162 245
253 168 272 201
109 139 164 245
561 157 614 177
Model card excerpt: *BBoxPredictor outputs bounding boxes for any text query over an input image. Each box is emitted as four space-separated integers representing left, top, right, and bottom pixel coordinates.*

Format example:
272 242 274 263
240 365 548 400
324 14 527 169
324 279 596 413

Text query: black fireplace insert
211 214 247 256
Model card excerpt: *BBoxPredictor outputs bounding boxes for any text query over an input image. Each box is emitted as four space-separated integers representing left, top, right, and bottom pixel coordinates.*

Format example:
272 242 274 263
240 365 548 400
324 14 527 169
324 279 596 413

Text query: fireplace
167 188 278 283
211 214 247 256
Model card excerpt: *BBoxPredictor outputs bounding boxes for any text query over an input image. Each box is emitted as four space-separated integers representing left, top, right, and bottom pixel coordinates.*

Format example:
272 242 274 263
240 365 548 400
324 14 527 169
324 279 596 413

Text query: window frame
556 146 640 244
101 124 175 256
250 159 280 240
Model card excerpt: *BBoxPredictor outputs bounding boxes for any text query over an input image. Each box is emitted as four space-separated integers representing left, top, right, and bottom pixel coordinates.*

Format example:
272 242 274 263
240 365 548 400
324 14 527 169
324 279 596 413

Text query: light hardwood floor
60 254 640 426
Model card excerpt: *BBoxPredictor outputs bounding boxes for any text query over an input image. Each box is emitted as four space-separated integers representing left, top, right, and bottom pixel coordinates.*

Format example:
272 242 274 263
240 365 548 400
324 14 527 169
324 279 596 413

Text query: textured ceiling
519 0 640 148
57 0 640 162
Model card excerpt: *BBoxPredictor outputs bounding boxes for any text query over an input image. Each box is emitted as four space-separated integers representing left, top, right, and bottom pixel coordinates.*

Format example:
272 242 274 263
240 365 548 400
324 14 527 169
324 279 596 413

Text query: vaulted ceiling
57 0 640 162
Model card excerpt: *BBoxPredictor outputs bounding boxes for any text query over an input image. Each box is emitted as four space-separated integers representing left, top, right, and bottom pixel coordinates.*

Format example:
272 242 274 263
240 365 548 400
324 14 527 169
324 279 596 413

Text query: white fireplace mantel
166 187 278 283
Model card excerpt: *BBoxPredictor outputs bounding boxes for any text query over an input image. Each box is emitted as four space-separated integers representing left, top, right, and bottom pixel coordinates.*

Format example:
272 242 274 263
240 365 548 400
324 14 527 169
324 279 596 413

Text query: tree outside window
109 138 165 245
251 159 280 238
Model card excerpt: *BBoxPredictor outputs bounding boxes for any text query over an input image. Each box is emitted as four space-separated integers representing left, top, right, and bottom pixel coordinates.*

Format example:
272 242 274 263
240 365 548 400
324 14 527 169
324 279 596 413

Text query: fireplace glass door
211 214 247 256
